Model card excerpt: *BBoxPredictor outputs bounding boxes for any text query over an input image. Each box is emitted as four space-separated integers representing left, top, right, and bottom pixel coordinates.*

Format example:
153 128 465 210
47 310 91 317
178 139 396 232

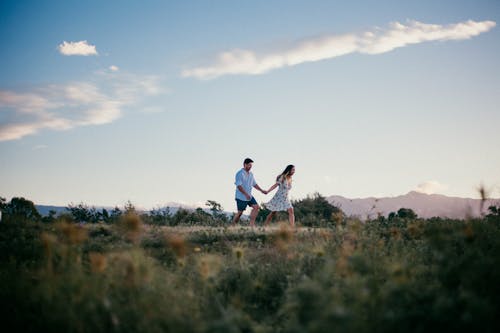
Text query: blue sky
1 0 499 211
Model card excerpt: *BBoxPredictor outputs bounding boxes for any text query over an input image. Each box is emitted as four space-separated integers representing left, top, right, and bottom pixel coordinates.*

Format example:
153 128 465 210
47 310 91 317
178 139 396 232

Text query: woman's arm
266 182 279 193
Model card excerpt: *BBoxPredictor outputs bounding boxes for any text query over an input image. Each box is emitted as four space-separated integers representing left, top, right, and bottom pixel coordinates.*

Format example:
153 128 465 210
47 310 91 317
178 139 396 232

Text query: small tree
486 205 500 222
109 207 123 223
0 197 5 222
149 207 171 225
41 210 57 223
206 200 222 214
101 208 110 222
397 208 417 219
3 197 41 221
387 208 418 220
68 203 96 223
205 200 227 223
124 201 136 214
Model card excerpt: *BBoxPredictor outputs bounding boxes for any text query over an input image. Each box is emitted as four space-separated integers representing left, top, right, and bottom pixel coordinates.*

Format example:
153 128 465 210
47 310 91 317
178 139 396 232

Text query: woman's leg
287 207 295 227
264 211 276 226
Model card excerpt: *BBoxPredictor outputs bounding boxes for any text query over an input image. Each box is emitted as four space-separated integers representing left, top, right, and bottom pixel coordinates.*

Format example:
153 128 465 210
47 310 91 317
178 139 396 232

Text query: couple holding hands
232 158 295 227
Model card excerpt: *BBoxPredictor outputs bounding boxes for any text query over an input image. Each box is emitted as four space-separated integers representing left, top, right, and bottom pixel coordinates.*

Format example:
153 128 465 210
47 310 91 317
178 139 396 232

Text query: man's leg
249 204 259 227
232 199 246 226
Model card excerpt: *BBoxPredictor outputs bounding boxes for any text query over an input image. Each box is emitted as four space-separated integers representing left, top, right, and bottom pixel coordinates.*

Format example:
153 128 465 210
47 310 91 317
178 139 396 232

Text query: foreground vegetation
1 197 499 332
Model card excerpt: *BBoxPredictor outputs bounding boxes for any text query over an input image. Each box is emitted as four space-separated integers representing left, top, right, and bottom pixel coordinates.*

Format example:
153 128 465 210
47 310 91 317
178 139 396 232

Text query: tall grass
1 214 499 332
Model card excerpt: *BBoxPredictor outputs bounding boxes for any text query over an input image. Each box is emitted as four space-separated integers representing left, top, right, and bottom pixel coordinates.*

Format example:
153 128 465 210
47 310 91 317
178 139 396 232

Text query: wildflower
41 232 57 256
319 229 332 241
40 232 57 273
407 222 422 238
197 254 222 280
332 211 343 226
274 223 294 252
463 224 474 241
276 223 293 242
108 252 137 287
389 227 401 240
120 212 143 243
389 263 408 284
341 237 356 257
232 247 244 260
59 222 88 244
166 233 187 258
89 252 107 273
336 256 350 276
312 246 325 257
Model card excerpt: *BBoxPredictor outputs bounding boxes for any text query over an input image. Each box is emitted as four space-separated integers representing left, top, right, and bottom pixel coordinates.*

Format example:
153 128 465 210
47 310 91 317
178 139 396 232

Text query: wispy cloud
415 180 448 195
58 40 98 56
182 19 496 80
0 71 163 141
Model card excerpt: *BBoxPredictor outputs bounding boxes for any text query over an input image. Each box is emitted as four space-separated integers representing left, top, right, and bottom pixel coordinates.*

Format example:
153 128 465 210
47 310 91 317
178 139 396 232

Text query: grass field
1 213 500 332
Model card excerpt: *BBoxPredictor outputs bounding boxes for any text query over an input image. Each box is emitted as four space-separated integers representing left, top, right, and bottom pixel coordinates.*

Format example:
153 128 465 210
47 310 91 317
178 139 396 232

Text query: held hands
264 183 278 195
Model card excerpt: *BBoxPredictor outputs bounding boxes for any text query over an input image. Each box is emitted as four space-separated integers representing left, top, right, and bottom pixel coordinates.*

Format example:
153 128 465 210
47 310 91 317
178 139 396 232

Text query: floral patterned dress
265 177 292 211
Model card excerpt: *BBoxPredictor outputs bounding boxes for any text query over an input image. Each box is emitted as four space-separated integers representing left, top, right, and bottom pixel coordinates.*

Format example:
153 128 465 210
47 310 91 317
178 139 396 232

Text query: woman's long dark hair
276 164 295 182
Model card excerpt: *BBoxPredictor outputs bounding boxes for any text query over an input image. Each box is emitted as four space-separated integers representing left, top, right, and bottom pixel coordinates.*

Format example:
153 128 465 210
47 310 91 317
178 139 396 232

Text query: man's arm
235 171 250 200
237 185 251 200
253 184 267 195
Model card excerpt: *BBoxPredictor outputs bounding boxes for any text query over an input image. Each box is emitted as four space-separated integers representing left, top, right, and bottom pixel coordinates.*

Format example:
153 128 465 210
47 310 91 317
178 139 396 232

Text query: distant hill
34 204 188 217
327 191 500 220
35 203 233 217
36 205 69 216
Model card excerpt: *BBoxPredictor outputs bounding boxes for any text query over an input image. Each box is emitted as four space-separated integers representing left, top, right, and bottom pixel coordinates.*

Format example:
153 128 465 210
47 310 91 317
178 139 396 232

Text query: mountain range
327 191 499 220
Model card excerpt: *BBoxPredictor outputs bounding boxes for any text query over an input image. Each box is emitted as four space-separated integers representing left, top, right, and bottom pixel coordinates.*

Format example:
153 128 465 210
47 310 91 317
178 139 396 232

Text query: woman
264 165 295 227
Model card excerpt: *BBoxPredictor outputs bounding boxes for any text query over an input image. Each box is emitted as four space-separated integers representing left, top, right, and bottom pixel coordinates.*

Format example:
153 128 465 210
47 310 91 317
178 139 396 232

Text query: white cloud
0 122 41 141
0 71 163 141
415 180 448 194
58 40 98 56
360 20 496 54
182 19 496 80
0 90 57 114
109 65 119 72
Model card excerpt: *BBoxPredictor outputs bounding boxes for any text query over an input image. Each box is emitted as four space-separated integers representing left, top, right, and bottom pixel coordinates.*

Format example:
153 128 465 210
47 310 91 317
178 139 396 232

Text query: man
232 158 267 227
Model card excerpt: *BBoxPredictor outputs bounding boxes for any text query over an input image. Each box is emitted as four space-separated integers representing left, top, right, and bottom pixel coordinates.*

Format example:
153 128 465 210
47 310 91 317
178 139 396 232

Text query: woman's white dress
265 178 292 211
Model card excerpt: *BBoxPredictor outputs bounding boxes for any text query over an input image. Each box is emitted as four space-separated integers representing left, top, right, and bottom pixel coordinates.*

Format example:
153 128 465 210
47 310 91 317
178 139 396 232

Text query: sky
1 0 499 212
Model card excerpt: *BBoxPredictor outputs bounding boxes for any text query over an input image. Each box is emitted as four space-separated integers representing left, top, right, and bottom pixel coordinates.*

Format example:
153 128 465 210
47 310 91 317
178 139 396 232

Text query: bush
293 193 344 227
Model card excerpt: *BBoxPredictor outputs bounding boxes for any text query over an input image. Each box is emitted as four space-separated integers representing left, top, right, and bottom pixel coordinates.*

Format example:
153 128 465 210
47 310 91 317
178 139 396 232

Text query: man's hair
243 158 254 165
